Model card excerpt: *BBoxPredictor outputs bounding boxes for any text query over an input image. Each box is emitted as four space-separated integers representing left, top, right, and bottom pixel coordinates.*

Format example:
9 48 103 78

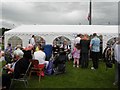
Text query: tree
1 27 11 35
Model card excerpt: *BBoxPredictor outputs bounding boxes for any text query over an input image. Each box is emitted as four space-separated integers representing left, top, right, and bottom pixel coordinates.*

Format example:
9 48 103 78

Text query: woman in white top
33 44 49 69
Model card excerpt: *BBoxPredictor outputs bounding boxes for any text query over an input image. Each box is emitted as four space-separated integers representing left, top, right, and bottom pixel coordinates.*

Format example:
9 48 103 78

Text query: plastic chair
29 59 44 82
10 61 32 88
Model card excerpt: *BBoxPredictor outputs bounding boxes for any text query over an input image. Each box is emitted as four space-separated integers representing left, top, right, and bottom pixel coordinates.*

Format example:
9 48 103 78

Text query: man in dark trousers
80 34 90 68
90 33 100 70
2 47 29 89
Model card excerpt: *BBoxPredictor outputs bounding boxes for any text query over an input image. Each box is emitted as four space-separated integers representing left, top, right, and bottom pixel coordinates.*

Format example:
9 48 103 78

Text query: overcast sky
0 1 118 29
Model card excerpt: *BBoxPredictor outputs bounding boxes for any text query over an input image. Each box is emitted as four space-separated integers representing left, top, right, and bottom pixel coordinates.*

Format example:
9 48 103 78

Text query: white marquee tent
4 25 118 51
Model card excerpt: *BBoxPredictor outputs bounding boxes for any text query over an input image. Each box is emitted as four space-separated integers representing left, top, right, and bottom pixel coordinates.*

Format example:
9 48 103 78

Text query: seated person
2 47 29 89
33 44 49 69
22 44 33 62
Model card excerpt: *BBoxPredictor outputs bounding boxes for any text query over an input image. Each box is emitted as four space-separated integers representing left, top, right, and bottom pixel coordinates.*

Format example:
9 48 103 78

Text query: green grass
10 60 117 89
0 60 117 89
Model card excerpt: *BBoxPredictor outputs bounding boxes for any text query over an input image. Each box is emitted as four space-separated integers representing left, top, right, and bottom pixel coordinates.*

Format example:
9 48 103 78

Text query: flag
87 13 90 21
88 0 92 25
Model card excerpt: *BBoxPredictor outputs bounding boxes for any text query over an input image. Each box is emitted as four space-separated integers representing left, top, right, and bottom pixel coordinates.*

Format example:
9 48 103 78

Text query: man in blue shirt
90 33 100 70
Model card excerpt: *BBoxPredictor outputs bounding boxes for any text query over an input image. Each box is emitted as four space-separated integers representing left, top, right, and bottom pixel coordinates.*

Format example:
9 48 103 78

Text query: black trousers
2 74 11 89
81 53 89 68
91 51 99 69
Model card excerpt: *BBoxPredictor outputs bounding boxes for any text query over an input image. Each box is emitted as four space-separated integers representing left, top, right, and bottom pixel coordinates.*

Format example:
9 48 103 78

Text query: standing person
72 44 80 68
114 40 120 87
80 34 90 68
60 40 70 60
52 41 59 57
74 34 82 65
90 33 100 70
29 35 36 52
60 40 70 53
29 35 36 46
4 43 12 63
74 34 82 46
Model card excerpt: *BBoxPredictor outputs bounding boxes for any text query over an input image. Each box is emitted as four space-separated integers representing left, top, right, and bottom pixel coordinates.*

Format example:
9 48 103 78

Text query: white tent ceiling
5 25 118 34
4 25 118 51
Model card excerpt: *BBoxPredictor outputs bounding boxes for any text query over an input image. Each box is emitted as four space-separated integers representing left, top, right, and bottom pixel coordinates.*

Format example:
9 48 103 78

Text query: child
72 44 80 68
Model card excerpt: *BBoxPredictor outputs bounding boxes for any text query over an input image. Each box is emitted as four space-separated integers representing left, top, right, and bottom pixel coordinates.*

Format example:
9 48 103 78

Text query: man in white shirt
33 44 48 69
74 34 82 46
29 35 36 46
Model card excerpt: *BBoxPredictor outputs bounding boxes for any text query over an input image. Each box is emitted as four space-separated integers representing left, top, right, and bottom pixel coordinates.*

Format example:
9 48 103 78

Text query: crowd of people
0 33 120 89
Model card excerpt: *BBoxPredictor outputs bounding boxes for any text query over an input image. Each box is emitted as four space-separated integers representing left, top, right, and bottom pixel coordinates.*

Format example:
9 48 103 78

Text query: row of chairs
10 59 44 89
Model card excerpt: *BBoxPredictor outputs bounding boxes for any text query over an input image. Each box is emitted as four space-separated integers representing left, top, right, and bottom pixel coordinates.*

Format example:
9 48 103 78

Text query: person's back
72 44 80 68
34 50 46 64
90 33 100 69
80 40 90 53
72 47 80 59
74 34 82 46
14 58 29 79
23 50 32 59
33 44 49 69
74 37 81 44
90 36 100 52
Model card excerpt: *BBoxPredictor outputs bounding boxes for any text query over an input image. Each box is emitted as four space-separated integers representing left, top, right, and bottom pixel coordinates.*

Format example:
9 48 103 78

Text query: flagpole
89 0 92 25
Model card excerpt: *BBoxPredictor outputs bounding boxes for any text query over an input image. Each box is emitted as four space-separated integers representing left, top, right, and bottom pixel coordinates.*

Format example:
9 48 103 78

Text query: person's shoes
91 67 95 70
77 65 79 68
73 65 75 67
113 81 118 86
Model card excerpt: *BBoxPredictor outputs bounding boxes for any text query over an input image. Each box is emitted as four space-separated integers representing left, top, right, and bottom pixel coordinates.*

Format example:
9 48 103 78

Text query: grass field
7 60 118 89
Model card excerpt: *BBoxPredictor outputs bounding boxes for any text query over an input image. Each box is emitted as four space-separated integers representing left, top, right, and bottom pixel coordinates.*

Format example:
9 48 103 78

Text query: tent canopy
4 25 118 51
5 25 118 34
